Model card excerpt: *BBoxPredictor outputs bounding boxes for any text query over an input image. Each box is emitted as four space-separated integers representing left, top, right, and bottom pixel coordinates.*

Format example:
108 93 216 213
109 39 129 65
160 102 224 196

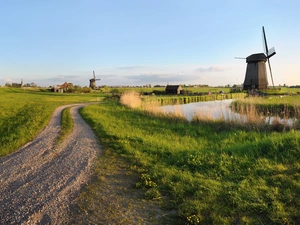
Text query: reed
120 91 142 109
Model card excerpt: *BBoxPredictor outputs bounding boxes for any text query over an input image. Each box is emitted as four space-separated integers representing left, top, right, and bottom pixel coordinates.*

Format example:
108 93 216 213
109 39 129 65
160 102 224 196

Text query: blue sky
1 0 300 87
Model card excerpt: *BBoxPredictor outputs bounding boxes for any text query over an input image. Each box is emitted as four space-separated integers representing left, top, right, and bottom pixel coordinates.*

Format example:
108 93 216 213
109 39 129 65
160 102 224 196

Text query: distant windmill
236 26 276 90
89 71 101 89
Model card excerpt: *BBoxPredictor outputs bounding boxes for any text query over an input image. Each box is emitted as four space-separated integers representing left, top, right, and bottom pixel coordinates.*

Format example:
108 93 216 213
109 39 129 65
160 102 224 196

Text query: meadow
98 86 293 95
1 87 300 224
98 86 232 94
79 93 300 224
0 88 105 157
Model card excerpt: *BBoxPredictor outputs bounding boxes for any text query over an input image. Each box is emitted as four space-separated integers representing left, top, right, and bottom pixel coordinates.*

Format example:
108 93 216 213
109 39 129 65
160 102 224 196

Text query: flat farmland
0 88 104 157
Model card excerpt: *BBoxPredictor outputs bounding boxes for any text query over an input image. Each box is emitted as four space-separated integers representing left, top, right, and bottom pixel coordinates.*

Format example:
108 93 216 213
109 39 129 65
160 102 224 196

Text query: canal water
160 99 296 126
160 99 241 121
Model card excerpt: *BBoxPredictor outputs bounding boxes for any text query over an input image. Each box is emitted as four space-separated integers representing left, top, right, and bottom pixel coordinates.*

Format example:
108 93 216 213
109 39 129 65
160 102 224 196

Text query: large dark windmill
237 26 276 90
89 71 101 89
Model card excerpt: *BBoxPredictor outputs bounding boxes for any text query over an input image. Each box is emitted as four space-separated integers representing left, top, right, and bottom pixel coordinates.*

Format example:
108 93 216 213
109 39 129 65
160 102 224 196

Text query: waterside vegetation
233 96 300 119
78 92 300 224
144 92 246 106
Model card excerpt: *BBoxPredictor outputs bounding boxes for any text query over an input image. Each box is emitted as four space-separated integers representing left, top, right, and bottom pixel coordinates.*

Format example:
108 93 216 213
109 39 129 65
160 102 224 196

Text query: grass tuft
55 107 74 146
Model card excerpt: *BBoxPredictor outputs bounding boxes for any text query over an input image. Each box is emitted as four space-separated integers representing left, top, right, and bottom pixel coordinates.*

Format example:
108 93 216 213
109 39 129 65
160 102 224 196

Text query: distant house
53 82 71 93
165 85 182 95
11 79 24 88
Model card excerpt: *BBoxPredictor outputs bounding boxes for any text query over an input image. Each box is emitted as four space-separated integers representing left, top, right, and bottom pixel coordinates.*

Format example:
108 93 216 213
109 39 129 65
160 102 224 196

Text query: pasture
0 88 105 157
1 87 300 224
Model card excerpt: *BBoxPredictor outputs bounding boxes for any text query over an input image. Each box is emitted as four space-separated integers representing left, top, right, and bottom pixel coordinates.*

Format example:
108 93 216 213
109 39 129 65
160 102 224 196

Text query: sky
1 0 300 87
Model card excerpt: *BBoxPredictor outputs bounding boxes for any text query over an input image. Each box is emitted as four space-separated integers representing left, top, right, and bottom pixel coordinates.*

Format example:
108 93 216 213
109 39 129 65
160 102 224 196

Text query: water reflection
160 99 296 126
160 99 237 121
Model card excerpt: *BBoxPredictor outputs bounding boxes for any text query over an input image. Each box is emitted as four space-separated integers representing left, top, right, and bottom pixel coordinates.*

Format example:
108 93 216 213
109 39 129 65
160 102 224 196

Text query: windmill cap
246 53 267 63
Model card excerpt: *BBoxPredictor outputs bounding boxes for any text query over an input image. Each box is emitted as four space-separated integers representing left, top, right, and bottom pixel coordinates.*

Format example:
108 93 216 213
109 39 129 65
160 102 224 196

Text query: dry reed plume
120 92 187 120
120 91 142 109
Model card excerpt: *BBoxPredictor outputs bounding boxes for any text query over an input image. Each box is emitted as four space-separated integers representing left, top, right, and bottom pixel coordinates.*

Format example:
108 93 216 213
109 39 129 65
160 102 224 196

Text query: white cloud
4 78 13 83
118 66 149 70
195 66 231 73
125 73 202 84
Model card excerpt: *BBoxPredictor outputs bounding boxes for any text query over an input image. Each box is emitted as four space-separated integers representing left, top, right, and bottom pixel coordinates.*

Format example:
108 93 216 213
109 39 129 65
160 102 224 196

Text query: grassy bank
79 99 300 224
0 88 105 157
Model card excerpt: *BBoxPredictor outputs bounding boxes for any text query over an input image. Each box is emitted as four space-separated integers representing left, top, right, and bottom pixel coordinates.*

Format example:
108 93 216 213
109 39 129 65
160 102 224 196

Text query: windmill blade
262 26 269 56
267 58 275 89
93 71 96 79
267 47 276 58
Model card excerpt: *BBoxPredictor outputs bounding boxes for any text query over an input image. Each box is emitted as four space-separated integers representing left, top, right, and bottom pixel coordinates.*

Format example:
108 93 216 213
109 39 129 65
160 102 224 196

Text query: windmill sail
267 47 276 58
262 26 268 55
262 26 276 89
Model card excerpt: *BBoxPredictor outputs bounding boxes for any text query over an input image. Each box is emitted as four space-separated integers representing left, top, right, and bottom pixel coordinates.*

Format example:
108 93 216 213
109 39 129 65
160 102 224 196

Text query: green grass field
97 86 295 95
98 86 232 93
1 87 300 224
0 88 106 157
80 99 300 224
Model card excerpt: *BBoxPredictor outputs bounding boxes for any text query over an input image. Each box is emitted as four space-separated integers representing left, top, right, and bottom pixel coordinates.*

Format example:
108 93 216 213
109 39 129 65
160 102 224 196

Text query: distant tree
100 85 110 93
31 82 37 87
74 85 82 93
111 88 120 95
5 83 11 87
67 86 75 93
82 86 92 93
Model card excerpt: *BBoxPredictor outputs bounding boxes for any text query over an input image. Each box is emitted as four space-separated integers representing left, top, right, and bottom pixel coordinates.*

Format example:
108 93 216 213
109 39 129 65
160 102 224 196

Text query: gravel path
0 103 100 224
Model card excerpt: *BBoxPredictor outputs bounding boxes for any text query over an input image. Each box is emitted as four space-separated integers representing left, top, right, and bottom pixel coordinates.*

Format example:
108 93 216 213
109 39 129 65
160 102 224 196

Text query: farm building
12 79 24 88
53 82 72 93
165 85 182 95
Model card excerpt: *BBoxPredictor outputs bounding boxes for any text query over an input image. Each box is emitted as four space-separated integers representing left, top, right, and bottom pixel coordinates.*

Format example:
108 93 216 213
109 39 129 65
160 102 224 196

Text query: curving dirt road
0 103 100 224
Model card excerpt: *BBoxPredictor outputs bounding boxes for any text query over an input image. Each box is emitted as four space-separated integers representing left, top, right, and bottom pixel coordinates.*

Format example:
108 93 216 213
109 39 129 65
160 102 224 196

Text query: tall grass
232 96 300 130
120 91 142 108
80 94 300 224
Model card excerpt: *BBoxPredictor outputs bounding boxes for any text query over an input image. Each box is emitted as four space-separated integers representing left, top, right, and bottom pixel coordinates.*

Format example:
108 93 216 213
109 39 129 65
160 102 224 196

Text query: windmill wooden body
238 26 276 90
89 71 101 89
243 53 268 90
